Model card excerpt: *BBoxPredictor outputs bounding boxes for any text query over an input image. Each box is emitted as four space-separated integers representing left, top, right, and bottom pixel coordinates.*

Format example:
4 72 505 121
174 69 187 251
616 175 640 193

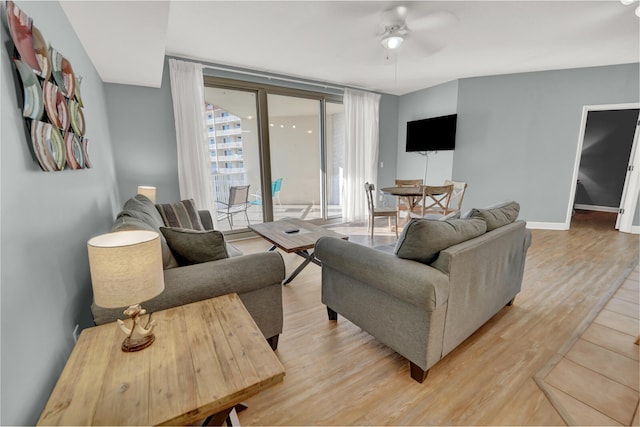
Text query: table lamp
88 230 165 352
137 186 157 203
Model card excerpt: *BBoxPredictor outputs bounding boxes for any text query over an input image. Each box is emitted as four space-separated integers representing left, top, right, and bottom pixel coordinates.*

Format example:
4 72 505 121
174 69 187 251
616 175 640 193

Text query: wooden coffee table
249 218 348 284
37 293 285 426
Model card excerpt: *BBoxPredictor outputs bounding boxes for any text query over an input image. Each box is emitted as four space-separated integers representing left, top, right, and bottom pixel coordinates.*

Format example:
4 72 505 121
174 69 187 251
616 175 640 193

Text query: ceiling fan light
381 35 404 50
620 0 634 5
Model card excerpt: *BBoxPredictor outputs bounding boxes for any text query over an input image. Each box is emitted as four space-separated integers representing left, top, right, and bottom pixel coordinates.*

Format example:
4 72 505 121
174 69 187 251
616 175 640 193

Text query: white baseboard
627 225 640 235
574 204 619 213
526 222 568 230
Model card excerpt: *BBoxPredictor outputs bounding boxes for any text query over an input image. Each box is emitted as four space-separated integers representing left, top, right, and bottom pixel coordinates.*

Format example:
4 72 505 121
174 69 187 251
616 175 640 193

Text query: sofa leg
506 297 515 307
410 362 429 383
266 335 279 351
327 307 337 321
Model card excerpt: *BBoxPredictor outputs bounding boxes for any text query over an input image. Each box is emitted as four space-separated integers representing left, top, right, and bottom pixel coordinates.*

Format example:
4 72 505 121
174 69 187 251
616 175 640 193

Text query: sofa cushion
160 227 229 266
112 214 179 269
394 218 487 264
156 199 205 231
470 201 520 231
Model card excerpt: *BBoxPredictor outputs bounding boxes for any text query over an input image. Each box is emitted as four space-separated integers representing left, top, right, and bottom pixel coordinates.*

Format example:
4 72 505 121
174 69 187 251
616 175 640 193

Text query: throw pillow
160 227 229 266
395 218 487 264
470 201 520 231
123 194 166 229
156 199 205 231
112 214 179 269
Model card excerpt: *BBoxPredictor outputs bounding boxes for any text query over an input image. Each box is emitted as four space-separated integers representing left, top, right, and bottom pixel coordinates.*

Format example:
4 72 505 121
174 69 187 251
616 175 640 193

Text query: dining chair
365 183 398 239
444 180 468 214
395 179 423 220
216 185 250 229
411 184 454 217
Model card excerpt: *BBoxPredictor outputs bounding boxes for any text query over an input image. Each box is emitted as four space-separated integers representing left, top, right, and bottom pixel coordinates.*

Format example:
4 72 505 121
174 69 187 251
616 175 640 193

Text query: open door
568 103 640 233
617 116 640 232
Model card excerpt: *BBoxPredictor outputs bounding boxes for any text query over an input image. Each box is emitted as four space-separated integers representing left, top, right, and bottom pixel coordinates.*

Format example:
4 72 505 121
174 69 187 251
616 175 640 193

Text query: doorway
568 103 640 232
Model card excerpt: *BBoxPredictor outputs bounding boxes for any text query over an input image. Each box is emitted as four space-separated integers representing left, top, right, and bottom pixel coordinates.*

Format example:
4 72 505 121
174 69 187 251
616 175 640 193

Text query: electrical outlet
380 161 384 168
72 324 79 343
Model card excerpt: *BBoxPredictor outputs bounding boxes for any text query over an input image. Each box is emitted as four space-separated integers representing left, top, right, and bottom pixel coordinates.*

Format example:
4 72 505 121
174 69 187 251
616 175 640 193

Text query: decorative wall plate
64 132 84 169
14 59 44 120
43 81 69 130
82 137 92 168
6 1 40 74
32 25 51 80
50 46 75 98
68 99 85 136
74 75 84 107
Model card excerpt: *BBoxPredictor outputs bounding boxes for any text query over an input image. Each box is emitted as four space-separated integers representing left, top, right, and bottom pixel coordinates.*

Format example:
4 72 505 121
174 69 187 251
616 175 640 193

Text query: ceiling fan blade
404 36 448 58
381 5 409 26
408 10 459 32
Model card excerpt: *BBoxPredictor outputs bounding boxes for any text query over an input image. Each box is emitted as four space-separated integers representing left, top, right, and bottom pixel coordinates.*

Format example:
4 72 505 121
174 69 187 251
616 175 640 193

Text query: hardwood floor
232 211 639 425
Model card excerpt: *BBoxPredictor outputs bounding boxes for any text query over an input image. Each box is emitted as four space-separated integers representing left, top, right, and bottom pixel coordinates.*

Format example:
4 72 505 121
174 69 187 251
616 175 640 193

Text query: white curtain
342 88 381 222
168 59 217 227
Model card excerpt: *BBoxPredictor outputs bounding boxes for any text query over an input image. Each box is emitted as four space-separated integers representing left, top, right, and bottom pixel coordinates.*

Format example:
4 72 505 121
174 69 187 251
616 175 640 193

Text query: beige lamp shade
88 230 165 308
137 186 157 203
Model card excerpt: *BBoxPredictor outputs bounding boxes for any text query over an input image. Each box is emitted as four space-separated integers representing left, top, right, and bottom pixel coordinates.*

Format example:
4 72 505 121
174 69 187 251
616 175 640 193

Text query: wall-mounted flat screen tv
406 114 457 152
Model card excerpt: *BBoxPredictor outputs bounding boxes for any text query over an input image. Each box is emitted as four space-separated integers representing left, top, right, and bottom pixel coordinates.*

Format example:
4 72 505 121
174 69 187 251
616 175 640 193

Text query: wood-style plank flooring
232 210 639 425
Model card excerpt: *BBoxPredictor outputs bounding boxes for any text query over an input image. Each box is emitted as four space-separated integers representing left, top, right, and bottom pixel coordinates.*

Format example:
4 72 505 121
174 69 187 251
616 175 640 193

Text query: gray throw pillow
395 218 487 264
123 194 166 229
156 199 205 231
160 227 228 266
470 201 520 231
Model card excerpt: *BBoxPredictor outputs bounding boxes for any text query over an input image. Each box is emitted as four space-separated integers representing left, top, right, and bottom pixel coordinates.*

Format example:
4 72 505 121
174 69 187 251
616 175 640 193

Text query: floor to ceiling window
204 76 343 232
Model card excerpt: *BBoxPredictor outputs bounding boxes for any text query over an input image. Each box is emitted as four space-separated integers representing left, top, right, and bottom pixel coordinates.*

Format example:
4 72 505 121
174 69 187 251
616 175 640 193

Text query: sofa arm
92 251 285 325
315 237 449 311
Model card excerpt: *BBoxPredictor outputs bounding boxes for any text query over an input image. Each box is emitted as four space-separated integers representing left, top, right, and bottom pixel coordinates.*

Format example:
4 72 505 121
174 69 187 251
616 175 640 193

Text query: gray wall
105 60 181 204
377 93 399 204
393 81 459 206
575 109 639 209
453 63 639 224
1 2 120 424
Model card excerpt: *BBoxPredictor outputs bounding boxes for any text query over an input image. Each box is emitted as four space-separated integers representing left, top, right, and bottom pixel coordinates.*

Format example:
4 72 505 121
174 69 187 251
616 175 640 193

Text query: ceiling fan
378 5 458 54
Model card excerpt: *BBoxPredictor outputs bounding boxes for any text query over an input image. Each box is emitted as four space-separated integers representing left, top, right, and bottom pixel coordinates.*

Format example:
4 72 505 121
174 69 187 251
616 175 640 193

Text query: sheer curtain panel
342 88 381 223
168 59 217 227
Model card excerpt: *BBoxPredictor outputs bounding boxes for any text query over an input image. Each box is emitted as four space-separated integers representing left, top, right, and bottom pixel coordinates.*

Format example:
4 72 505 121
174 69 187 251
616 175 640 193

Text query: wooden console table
37 293 285 426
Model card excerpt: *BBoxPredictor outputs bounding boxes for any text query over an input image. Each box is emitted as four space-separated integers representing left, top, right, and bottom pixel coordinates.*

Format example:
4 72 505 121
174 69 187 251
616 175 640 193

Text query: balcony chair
249 178 283 206
365 182 398 239
216 185 250 229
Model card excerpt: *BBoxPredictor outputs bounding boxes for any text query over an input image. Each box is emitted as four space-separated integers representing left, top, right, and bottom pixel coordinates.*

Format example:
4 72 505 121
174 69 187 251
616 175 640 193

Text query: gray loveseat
315 201 531 382
91 195 285 349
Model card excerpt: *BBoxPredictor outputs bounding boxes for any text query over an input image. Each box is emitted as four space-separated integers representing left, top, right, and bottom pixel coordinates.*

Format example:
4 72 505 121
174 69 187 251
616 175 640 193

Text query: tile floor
539 265 639 426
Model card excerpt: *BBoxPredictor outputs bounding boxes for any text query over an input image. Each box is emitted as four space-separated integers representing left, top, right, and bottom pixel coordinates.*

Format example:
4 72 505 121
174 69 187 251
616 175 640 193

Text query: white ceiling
61 1 639 96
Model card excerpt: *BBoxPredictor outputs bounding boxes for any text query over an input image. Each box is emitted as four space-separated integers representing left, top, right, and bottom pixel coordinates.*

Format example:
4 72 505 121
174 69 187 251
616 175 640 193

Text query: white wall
1 2 120 424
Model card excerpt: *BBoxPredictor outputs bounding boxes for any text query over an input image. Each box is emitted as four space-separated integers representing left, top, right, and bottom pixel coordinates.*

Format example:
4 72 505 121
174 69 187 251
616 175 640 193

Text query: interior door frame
566 102 640 233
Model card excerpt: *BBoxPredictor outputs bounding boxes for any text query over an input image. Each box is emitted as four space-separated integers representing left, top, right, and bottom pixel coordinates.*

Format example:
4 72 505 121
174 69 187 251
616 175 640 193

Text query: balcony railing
215 128 242 136
213 141 243 149
217 155 243 162
214 115 241 124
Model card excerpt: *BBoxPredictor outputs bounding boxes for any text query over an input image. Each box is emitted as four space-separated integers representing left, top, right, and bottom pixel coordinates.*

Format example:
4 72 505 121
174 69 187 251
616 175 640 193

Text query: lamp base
121 333 155 352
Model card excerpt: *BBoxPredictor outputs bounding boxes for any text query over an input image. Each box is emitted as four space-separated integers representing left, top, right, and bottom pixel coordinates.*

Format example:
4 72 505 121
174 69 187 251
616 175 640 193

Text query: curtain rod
202 64 347 92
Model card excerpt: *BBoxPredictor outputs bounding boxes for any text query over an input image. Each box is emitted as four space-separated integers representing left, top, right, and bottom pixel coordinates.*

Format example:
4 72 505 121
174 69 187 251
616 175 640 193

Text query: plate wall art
6 0 90 172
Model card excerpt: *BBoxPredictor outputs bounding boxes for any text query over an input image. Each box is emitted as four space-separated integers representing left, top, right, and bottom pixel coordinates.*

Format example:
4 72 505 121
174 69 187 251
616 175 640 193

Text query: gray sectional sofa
315 201 531 382
90 194 285 349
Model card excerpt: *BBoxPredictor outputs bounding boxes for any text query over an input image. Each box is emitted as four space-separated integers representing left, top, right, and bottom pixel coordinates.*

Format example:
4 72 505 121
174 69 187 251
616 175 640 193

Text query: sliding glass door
204 86 264 231
267 94 322 220
204 76 344 232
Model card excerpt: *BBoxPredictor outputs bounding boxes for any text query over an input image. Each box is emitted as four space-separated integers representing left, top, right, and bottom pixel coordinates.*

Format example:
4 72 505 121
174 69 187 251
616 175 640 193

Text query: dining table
380 186 424 224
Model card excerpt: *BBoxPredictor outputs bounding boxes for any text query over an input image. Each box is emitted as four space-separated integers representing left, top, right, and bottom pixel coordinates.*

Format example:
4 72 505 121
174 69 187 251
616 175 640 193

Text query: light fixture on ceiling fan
380 26 407 50
620 0 640 17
